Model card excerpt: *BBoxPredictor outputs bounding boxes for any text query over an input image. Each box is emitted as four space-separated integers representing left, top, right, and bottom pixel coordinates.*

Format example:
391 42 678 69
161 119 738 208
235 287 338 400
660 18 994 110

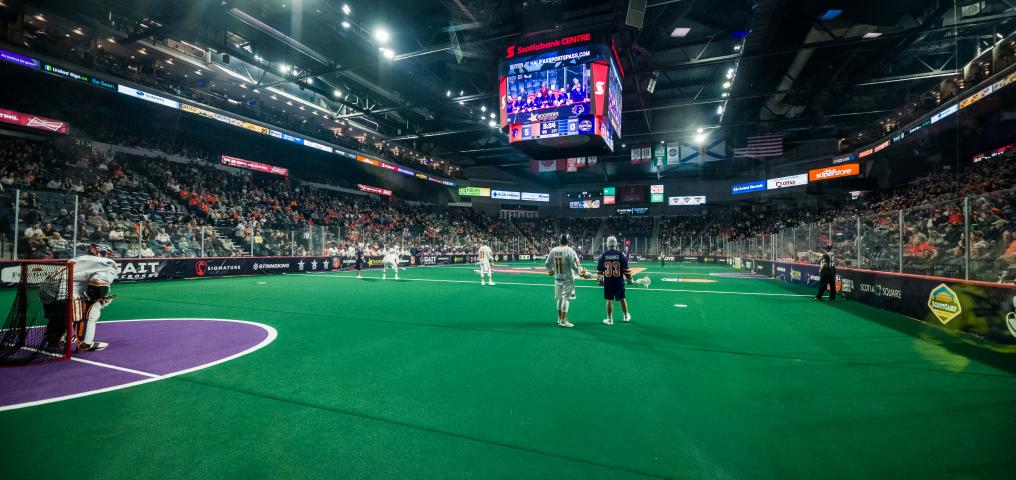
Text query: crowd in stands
0 136 556 260
655 150 1016 282
3 129 1015 282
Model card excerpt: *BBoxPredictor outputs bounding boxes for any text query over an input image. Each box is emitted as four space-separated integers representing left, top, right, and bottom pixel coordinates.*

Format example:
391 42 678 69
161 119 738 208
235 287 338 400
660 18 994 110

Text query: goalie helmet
88 243 113 257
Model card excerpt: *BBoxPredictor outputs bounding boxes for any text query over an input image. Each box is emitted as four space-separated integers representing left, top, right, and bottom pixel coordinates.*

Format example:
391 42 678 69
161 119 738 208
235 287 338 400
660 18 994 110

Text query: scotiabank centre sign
733 259 1016 345
506 33 592 59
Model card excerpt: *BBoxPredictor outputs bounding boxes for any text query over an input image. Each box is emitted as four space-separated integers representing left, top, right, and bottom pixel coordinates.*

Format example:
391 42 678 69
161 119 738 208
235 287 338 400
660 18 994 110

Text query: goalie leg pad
81 302 103 344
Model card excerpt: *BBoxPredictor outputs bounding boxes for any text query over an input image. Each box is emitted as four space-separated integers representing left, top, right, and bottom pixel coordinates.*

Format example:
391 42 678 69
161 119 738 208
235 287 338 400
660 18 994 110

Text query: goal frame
2 259 75 365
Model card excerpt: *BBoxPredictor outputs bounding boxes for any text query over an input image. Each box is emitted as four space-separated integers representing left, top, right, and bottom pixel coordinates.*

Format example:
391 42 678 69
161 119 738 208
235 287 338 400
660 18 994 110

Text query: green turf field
2 261 1015 479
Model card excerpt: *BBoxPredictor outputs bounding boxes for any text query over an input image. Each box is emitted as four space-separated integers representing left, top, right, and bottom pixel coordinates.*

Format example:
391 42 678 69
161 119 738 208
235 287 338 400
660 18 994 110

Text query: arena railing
2 189 556 260
720 185 1016 284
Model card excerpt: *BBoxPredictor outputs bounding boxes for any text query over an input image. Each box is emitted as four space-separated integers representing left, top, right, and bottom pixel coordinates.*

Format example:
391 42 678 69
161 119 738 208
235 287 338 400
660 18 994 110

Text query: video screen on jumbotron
499 32 621 159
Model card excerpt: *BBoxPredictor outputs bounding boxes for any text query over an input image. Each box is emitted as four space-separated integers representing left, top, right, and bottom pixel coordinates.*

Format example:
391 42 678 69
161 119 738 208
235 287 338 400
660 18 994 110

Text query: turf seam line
293 273 813 297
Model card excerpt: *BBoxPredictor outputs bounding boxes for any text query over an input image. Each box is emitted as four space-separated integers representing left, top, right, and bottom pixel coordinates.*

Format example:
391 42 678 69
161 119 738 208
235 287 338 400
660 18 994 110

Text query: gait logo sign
928 284 962 324
195 260 207 277
595 81 605 95
506 46 516 59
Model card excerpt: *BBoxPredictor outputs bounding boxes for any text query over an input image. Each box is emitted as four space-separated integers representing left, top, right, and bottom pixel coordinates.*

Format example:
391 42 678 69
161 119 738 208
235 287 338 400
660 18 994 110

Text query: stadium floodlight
670 27 691 38
306 78 313 84
721 92 729 98
481 105 487 112
446 90 452 97
382 48 395 59
489 113 495 119
342 4 351 15
862 32 882 39
278 63 289 73
694 132 707 145
341 21 350 29
733 44 741 51
696 127 704 133
488 120 496 127
717 105 724 115
333 89 342 98
375 28 390 44
722 81 731 89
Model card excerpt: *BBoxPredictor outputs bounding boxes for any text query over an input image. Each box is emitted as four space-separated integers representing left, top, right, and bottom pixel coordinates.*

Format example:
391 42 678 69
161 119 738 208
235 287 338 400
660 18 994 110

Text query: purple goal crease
0 319 272 410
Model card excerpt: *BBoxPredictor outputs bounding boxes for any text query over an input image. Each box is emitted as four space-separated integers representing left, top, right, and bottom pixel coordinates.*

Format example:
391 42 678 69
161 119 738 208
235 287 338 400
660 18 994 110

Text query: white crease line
70 357 160 378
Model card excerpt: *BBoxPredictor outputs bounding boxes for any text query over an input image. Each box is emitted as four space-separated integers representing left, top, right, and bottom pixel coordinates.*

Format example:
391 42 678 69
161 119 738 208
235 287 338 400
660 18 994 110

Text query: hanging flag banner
666 143 680 165
653 144 667 171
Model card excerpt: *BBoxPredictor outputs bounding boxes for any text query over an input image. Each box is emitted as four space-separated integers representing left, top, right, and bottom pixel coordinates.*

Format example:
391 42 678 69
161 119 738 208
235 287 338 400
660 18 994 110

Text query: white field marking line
674 304 688 308
296 273 812 297
0 318 278 412
10 344 158 378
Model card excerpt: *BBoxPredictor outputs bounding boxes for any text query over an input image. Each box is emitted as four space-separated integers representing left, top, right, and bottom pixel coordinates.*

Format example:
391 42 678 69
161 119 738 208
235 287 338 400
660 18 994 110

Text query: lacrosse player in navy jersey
597 236 633 325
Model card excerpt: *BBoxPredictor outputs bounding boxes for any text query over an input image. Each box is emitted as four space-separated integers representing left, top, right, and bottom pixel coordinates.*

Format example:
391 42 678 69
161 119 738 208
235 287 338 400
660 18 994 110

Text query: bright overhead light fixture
722 81 731 89
333 89 342 98
862 32 882 39
717 105 724 114
721 92 729 98
733 44 741 51
341 20 350 29
374 28 390 44
306 78 313 84
696 128 704 134
694 133 707 145
446 90 452 97
381 48 395 59
278 64 289 73
481 105 487 112
489 113 495 119
342 4 351 15
670 27 691 38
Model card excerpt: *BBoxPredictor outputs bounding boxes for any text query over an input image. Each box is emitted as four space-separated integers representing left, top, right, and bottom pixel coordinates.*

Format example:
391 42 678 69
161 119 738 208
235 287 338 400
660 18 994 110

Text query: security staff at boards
809 244 837 301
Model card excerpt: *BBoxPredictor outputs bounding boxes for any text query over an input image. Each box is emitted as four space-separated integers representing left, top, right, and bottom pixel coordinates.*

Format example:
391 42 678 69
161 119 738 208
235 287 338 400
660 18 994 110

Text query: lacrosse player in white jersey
545 234 586 328
477 243 495 286
382 248 400 280
69 244 119 351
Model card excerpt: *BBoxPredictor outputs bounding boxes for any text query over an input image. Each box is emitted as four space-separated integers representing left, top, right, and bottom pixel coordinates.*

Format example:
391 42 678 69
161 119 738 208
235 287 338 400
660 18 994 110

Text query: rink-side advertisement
0 254 535 286
731 258 1016 345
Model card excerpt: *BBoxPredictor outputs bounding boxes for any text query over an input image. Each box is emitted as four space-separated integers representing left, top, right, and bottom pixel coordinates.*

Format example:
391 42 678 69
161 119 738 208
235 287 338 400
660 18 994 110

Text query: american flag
733 133 783 158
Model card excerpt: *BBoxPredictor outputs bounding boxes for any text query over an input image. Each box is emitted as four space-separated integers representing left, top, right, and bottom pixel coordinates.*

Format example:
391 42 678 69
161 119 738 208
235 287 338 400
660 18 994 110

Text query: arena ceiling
19 0 1016 185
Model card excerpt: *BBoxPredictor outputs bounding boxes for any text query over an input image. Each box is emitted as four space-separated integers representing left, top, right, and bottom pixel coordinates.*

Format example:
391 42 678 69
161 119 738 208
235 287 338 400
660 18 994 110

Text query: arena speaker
625 0 647 29
222 53 230 64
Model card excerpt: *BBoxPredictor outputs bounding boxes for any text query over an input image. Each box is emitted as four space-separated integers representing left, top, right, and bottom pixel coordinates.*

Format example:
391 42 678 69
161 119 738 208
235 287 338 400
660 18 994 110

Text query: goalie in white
477 243 495 286
382 248 400 280
70 244 119 351
545 234 587 328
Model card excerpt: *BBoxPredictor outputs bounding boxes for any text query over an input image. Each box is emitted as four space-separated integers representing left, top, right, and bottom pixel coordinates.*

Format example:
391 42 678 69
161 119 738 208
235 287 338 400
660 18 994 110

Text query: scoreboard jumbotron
499 31 622 159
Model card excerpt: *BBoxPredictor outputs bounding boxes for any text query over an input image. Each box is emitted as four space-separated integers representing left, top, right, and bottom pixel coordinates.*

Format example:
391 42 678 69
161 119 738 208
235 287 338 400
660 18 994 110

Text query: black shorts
355 260 364 270
603 283 626 301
